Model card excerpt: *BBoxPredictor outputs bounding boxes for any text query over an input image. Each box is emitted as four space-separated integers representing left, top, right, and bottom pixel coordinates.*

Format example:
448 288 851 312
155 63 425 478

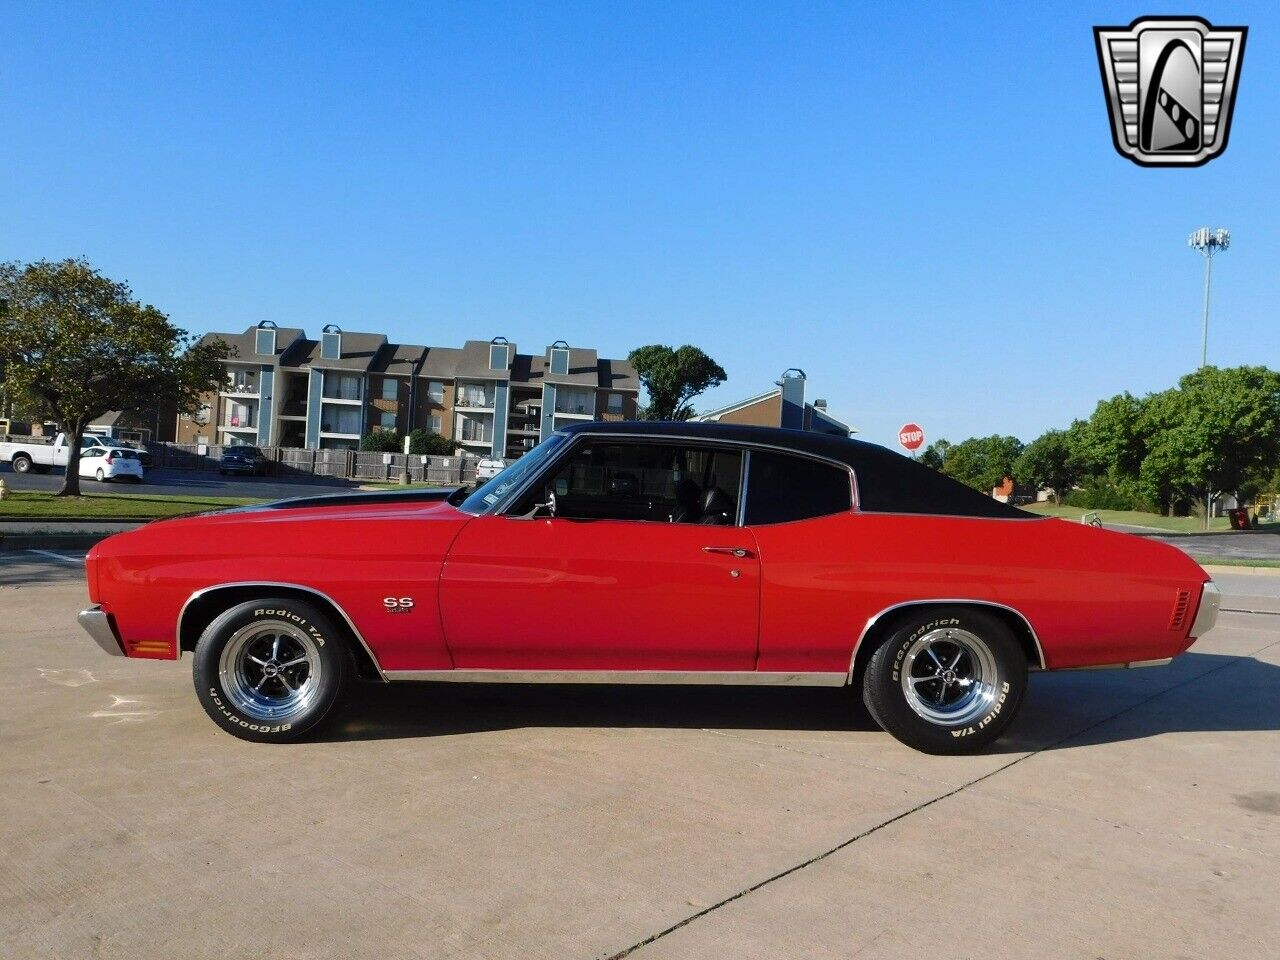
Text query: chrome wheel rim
217 620 322 722
900 627 998 727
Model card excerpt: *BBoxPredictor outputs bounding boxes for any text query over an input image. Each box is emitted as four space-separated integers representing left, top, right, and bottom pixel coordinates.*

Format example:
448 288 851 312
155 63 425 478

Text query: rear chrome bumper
1189 581 1222 639
78 606 125 656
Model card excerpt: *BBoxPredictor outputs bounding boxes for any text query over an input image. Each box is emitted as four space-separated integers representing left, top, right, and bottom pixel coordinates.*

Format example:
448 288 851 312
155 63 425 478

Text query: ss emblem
383 597 414 612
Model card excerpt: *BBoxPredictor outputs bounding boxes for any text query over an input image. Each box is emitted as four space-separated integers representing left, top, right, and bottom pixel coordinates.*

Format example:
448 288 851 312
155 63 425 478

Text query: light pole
1187 227 1230 368
1187 227 1230 529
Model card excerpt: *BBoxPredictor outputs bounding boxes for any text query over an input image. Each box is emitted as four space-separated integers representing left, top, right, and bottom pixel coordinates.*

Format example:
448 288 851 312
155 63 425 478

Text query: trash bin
1228 507 1250 530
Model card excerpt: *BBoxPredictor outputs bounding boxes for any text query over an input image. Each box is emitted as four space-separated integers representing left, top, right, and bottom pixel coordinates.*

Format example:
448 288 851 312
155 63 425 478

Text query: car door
743 449 860 675
439 438 760 671
78 447 102 477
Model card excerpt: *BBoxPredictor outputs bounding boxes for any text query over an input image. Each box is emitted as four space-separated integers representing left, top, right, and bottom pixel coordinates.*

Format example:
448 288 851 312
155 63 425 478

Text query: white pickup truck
0 433 112 474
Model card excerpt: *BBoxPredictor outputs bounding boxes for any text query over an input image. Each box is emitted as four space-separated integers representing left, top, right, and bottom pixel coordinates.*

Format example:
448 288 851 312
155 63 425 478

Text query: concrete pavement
1 554 1277 960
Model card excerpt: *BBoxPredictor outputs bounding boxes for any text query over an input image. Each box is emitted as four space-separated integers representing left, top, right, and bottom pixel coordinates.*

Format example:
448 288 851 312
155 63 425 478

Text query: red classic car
78 421 1220 753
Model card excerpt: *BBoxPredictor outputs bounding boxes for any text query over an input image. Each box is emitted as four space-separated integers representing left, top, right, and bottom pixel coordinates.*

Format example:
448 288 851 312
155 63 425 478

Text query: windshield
458 433 569 515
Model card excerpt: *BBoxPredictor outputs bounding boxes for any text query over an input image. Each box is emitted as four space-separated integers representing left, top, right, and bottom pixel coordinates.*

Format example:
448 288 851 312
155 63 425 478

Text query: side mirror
517 491 556 519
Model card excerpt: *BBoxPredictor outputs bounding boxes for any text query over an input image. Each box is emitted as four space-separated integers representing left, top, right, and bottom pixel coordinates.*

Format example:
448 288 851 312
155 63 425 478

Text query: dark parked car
123 442 153 469
219 445 269 476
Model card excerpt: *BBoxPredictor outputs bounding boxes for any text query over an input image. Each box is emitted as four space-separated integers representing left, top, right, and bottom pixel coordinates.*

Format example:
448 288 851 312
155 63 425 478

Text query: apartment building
177 323 640 457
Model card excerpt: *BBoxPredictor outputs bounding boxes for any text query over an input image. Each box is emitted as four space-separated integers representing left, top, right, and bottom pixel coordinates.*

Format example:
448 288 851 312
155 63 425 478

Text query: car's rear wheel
862 608 1027 755
12 454 32 474
95 468 106 481
192 598 350 742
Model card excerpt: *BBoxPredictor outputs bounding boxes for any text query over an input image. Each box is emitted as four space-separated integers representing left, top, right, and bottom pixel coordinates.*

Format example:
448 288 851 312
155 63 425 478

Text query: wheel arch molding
848 599 1045 683
176 582 386 681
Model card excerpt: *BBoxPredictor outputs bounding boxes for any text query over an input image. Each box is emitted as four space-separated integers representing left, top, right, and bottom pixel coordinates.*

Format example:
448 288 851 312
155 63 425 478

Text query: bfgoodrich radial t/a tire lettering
192 598 349 742
862 607 1027 754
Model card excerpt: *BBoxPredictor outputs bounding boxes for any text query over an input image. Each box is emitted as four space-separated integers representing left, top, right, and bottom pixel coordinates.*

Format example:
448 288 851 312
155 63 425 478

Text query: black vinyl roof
559 421 1034 519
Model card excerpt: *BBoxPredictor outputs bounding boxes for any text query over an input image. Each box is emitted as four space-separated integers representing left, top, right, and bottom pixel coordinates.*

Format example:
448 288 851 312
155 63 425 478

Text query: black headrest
699 486 734 523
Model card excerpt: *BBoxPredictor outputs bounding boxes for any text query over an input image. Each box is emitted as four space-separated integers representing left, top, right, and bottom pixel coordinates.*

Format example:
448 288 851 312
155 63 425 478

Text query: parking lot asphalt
1 555 1278 960
0 460 359 500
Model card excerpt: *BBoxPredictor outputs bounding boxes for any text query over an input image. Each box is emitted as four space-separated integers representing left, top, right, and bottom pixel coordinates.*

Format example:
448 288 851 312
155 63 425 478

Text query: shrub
359 430 402 453
407 428 458 456
1062 476 1155 512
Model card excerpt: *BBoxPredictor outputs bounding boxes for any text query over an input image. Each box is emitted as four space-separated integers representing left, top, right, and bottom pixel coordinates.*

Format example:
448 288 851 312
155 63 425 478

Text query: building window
321 330 341 360
456 382 493 408
555 386 594 415
607 393 624 414
320 404 362 435
254 327 276 355
227 369 258 393
550 347 569 376
489 343 507 370
429 414 442 434
381 378 398 402
322 372 362 401
380 410 396 431
227 402 255 429
457 415 492 443
427 380 445 404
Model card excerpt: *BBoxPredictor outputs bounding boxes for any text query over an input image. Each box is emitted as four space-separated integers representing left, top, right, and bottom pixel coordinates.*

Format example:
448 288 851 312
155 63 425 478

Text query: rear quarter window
744 451 852 525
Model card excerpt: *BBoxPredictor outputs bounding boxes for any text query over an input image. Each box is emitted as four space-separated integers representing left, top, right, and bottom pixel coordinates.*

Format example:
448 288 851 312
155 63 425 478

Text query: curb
1200 563 1280 578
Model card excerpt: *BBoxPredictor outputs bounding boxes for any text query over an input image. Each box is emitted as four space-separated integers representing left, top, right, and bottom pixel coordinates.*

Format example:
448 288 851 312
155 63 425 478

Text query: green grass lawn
1189 555 1280 569
1021 501 1231 533
0 491 264 519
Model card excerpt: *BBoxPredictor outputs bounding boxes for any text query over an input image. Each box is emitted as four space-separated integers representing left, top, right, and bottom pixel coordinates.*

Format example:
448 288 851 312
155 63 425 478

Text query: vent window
489 343 508 370
254 328 276 355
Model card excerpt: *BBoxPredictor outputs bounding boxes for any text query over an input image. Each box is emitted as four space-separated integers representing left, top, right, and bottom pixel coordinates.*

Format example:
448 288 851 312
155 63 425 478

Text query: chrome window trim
175 581 386 680
848 599 1047 675
735 448 751 527
499 430 860 525
383 669 848 687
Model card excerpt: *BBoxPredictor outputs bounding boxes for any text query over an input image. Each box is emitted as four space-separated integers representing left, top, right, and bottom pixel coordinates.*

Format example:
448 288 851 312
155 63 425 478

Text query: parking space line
25 550 83 565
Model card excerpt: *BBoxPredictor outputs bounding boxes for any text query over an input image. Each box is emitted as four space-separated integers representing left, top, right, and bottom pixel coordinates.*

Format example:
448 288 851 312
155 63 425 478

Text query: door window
744 451 852 525
519 441 743 524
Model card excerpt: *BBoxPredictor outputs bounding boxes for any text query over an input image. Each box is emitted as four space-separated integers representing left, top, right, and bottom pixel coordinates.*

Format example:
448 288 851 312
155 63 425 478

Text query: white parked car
78 446 144 483
475 458 506 481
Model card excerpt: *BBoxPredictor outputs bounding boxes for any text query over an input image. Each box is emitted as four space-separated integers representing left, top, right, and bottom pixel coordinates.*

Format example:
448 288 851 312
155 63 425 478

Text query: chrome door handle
703 546 750 558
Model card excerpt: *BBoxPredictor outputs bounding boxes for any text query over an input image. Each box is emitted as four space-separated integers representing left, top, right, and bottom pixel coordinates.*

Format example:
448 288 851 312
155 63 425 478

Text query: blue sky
4 2 1276 449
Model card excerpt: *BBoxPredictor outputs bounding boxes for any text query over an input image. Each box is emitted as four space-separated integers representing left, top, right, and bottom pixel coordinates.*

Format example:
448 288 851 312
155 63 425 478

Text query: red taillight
105 452 115 464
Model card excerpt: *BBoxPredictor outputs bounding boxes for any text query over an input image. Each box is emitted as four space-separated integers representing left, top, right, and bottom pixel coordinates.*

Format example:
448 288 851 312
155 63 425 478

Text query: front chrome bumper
78 606 125 656
1189 581 1222 639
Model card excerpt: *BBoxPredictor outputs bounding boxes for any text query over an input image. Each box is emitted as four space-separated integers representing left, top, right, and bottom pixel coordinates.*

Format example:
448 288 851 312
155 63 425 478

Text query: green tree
407 427 458 456
940 435 1024 492
919 438 952 471
1073 392 1148 479
627 344 726 420
1014 428 1082 503
1138 366 1280 522
0 258 227 496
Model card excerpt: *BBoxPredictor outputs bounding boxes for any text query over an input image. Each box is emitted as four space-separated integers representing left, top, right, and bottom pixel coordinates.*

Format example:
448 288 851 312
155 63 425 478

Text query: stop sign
898 423 925 452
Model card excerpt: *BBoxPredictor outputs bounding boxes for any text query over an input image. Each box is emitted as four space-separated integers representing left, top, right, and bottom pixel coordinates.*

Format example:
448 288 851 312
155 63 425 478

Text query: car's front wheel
192 598 350 742
862 607 1027 755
